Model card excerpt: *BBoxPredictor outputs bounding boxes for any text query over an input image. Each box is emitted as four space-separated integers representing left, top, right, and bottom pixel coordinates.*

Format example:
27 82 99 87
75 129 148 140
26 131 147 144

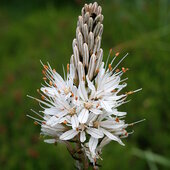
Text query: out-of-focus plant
132 148 170 170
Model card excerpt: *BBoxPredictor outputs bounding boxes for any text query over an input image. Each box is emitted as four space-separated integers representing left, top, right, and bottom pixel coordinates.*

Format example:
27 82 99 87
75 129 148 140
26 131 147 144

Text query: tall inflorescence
28 2 144 170
71 2 103 85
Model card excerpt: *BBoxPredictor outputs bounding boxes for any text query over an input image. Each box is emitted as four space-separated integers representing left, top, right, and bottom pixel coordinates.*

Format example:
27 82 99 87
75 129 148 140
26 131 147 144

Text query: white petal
90 108 102 115
100 128 125 146
57 110 68 118
71 114 79 129
100 120 125 129
60 129 79 140
80 131 86 142
78 109 89 124
43 107 59 116
44 139 56 144
78 62 85 82
86 128 104 139
86 75 95 92
78 81 88 101
88 54 96 80
100 100 112 112
41 87 57 96
83 43 89 67
87 113 98 124
46 116 58 126
100 120 115 129
99 137 111 149
113 111 127 116
51 123 65 130
89 137 98 154
105 94 125 101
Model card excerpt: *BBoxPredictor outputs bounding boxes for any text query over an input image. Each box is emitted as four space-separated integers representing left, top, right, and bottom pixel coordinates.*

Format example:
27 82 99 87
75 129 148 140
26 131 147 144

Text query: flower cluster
28 2 143 166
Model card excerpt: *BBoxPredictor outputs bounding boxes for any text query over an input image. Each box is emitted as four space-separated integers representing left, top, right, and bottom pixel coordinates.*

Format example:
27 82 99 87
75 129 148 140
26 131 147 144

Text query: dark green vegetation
0 0 170 169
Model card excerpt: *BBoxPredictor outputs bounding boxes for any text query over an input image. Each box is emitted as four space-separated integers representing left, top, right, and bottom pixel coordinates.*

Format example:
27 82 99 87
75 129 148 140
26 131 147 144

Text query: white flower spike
28 2 144 169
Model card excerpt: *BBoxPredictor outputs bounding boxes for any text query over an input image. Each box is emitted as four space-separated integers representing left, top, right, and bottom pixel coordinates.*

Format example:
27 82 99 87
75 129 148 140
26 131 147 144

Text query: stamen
34 121 39 125
44 65 48 70
133 88 142 93
115 52 119 57
31 109 43 119
43 77 47 81
84 102 93 109
115 117 119 122
93 121 99 128
111 89 117 93
27 114 43 123
67 64 69 73
49 81 53 86
63 120 67 124
69 108 76 115
108 64 112 71
105 48 112 70
41 95 46 100
120 77 128 83
64 88 70 95
122 67 129 73
95 68 99 74
126 91 134 95
62 64 66 81
42 70 46 75
115 69 120 73
71 92 74 97
126 88 142 95
112 53 128 72
27 95 53 108
128 119 146 126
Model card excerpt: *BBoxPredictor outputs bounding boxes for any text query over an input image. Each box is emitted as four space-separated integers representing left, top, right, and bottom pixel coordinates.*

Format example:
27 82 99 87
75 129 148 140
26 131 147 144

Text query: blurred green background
0 0 170 169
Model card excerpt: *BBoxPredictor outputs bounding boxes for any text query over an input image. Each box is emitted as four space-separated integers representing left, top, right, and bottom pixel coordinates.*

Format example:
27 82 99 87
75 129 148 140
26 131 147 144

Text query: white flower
28 2 144 165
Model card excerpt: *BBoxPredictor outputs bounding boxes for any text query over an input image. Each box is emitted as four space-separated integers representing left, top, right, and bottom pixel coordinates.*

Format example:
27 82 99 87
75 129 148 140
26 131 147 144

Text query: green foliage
0 0 170 169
